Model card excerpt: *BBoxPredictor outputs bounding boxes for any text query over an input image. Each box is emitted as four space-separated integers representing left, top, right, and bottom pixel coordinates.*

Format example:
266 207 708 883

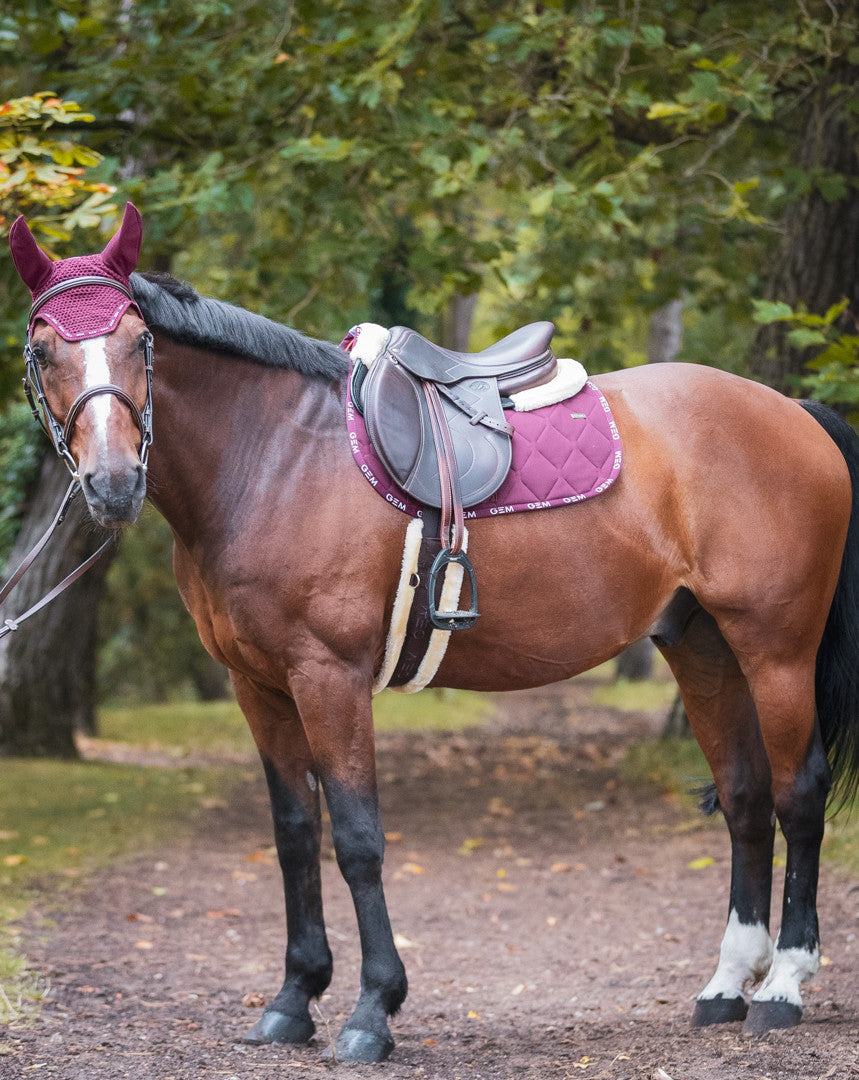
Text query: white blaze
81 336 113 456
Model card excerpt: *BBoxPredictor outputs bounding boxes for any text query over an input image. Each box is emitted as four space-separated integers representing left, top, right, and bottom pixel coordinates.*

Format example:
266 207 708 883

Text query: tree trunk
0 454 115 756
750 64 859 392
617 298 685 685
439 293 478 350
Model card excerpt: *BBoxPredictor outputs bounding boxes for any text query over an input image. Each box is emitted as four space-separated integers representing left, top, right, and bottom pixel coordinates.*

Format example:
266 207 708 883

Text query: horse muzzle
81 462 147 529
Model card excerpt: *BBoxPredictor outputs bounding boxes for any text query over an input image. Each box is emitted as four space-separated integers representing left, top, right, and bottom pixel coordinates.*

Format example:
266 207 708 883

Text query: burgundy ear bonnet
9 202 143 341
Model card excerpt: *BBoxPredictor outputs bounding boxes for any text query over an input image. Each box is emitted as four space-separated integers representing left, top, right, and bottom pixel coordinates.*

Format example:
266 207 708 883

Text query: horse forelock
129 272 347 380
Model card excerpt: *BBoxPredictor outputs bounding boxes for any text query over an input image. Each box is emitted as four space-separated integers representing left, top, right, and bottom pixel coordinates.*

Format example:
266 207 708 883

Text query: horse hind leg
740 658 830 1034
232 675 334 1047
657 608 776 1025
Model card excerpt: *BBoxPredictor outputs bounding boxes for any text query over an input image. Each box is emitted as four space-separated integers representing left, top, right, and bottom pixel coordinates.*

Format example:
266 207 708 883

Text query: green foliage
0 403 42 565
3 2 855 363
97 508 227 705
752 297 859 412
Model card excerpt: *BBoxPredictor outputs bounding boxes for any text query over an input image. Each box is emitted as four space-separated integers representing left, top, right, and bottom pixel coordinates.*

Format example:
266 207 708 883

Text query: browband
28 275 134 328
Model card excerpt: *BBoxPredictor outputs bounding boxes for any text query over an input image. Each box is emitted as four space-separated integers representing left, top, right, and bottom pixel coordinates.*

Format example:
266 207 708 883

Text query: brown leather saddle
351 322 557 630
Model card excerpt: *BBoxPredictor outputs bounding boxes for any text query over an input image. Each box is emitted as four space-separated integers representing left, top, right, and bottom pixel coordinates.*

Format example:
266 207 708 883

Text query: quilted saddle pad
346 369 622 520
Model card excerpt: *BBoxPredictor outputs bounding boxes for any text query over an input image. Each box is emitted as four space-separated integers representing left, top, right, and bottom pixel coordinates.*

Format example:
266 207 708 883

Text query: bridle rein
0 276 154 638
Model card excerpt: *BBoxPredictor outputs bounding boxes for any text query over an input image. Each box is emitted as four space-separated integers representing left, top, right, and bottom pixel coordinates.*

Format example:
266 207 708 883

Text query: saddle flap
361 356 512 509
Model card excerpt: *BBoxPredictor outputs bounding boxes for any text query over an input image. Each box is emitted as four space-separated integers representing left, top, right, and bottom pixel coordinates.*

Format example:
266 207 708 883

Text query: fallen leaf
820 955 832 966
401 862 426 875
241 992 266 1008
687 857 714 870
385 831 403 844
458 837 484 856
511 984 525 996
467 1010 480 1019
126 913 154 923
393 933 419 949
152 886 168 896
232 870 257 882
135 941 154 950
423 1038 437 1046
497 882 517 892
2 855 26 867
0 831 19 842
243 850 275 866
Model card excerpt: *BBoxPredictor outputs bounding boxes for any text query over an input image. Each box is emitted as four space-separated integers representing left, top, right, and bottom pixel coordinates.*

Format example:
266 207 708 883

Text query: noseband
23 275 154 481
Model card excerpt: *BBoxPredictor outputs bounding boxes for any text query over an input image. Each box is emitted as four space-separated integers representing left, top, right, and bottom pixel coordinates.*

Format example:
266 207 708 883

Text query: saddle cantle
348 321 558 631
357 322 557 509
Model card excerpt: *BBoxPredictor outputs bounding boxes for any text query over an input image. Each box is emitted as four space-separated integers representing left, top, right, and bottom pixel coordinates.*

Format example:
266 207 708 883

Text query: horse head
9 203 152 529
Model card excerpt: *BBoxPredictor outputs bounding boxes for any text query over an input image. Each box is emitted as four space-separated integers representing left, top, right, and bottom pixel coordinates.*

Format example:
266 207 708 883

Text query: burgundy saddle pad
346 366 622 519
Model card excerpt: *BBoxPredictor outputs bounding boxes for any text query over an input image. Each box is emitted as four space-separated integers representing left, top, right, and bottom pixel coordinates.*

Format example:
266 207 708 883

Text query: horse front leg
295 670 407 1063
232 674 334 1047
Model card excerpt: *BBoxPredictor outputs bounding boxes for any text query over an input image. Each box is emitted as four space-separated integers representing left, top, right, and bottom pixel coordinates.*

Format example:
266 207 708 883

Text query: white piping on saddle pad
373 517 468 696
509 355 588 412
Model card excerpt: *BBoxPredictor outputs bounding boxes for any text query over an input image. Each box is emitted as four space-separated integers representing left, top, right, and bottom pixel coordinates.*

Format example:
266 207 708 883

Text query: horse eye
30 343 48 366
137 334 148 352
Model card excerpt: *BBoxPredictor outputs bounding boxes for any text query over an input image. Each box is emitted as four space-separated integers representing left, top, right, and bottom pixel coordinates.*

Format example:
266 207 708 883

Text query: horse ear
8 215 54 294
102 202 142 277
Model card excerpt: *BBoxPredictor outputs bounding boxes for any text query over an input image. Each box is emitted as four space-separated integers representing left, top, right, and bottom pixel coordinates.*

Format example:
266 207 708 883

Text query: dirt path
4 680 859 1080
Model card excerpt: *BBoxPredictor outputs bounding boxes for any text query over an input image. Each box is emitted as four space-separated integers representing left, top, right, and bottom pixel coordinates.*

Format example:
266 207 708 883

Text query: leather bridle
0 276 155 639
23 275 154 481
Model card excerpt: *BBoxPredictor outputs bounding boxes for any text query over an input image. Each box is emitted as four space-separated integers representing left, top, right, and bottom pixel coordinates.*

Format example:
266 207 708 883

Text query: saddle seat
387 321 557 396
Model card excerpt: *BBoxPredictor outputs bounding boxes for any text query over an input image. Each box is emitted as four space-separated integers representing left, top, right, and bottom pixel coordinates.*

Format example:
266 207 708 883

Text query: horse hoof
691 994 748 1026
743 999 802 1036
327 1027 395 1063
242 1009 315 1045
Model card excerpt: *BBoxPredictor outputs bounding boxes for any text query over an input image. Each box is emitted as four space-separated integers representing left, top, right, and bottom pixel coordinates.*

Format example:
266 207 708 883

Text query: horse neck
145 336 344 549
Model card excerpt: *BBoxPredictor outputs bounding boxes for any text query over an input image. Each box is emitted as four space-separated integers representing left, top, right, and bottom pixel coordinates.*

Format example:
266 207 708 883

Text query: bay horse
8 206 859 1062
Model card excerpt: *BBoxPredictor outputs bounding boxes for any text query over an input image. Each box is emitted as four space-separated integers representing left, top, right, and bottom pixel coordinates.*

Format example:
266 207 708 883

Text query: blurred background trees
0 1 856 751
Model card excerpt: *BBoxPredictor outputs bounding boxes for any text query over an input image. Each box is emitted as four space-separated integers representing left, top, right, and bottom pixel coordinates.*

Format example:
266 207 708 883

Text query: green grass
621 733 859 876
0 755 240 1021
98 687 493 755
592 676 679 713
620 735 713 806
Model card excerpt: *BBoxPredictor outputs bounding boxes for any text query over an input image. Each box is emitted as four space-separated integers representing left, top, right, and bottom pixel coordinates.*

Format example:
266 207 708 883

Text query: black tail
801 400 859 808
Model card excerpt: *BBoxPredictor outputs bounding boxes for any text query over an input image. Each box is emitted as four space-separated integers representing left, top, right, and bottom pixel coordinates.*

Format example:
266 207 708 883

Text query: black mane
130 272 348 380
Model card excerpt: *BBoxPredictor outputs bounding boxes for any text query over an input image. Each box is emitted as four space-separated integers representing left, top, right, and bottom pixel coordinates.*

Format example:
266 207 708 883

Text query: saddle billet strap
436 382 514 436
423 380 465 555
